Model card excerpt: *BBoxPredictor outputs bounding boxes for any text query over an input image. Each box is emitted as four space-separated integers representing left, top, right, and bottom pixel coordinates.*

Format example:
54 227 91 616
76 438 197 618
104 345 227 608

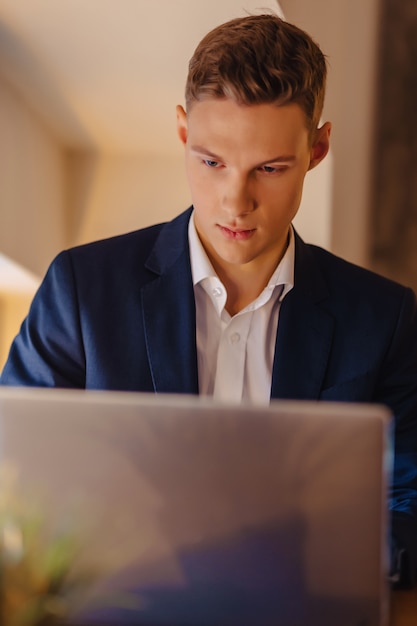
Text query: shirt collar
188 212 217 285
188 210 295 299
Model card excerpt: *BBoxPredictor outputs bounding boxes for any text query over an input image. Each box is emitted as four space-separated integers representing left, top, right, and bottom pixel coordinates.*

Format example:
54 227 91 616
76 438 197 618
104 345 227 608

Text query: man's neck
211 252 286 317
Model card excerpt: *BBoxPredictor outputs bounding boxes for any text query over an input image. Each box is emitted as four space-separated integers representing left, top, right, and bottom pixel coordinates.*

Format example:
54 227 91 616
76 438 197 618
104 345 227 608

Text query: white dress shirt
188 212 295 405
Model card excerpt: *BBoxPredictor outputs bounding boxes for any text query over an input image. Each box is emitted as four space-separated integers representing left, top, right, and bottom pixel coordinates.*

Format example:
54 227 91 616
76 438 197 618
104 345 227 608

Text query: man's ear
176 105 188 145
308 121 331 171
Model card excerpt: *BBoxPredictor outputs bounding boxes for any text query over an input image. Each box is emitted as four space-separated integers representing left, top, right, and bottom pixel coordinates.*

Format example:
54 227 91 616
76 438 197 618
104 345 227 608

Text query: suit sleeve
0 251 86 388
378 287 417 587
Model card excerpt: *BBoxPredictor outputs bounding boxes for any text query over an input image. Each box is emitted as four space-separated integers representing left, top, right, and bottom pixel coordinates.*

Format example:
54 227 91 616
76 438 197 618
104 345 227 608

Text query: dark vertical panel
370 0 417 292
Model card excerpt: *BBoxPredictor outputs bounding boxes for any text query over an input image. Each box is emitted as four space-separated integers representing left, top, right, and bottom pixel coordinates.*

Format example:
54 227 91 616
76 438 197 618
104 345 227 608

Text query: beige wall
0 293 33 368
0 74 68 276
66 152 191 247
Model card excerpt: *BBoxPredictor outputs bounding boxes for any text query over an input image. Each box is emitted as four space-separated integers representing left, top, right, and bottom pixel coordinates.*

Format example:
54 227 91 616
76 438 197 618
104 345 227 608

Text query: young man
1 14 417 586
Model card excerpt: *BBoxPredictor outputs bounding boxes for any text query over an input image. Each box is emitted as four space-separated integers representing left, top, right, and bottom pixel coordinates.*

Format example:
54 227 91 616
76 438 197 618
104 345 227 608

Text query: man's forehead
186 98 311 154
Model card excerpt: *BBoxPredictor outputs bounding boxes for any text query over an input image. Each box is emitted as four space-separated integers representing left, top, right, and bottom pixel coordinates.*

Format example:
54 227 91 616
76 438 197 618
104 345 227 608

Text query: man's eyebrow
257 155 297 165
190 145 222 159
190 145 297 165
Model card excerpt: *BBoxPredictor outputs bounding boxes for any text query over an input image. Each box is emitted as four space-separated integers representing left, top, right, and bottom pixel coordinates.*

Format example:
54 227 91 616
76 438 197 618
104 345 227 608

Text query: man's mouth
218 225 256 241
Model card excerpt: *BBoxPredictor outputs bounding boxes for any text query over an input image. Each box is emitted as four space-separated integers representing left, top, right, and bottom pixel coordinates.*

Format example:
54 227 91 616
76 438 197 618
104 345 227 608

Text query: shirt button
230 332 240 344
212 287 223 297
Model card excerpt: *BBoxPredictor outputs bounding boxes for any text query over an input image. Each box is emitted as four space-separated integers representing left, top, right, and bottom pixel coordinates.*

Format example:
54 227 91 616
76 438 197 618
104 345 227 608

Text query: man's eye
260 165 280 174
203 159 220 168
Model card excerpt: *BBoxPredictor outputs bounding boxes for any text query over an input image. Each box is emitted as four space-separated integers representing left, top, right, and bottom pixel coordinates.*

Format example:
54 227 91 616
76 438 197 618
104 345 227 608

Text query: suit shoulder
45 208 192 287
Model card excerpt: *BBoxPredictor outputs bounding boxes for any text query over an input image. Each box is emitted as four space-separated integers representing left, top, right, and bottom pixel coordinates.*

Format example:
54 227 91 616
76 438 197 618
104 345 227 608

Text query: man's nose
222 174 257 217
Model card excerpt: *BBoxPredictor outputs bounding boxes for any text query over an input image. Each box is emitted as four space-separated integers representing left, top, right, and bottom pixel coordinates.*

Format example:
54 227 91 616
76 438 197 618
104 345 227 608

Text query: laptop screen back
0 388 391 626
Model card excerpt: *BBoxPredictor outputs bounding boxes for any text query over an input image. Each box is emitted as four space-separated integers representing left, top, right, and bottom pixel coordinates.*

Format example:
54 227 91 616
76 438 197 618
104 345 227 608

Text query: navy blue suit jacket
2 207 417 581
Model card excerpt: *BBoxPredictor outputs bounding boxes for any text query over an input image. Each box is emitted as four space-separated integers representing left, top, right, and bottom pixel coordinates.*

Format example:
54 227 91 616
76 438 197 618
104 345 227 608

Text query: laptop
0 387 392 626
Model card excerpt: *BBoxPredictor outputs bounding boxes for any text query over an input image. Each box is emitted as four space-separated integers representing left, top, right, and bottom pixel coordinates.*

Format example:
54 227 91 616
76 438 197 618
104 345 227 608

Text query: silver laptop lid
0 387 392 626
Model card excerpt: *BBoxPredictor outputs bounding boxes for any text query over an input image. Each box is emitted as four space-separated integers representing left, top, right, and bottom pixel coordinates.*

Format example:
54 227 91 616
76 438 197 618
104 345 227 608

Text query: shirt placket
213 312 252 403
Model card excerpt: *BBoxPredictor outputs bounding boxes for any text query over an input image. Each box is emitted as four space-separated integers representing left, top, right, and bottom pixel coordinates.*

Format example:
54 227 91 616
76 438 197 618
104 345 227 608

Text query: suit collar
291 231 330 303
145 207 193 275
270 233 334 400
141 208 199 394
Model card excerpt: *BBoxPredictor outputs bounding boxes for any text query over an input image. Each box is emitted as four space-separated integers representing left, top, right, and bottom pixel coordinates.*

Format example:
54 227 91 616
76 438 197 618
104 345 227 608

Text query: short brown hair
185 14 327 133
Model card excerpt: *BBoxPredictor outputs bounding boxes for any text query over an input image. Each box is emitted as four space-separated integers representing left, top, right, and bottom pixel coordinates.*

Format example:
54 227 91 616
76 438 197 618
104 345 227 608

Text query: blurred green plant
0 462 87 626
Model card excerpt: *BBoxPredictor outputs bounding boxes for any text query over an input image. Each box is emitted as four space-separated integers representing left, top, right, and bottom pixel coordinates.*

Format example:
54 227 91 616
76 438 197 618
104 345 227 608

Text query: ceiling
0 0 283 155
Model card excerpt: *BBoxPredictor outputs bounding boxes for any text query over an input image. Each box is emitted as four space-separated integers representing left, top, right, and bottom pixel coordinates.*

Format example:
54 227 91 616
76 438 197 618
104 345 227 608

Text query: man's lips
218 225 256 241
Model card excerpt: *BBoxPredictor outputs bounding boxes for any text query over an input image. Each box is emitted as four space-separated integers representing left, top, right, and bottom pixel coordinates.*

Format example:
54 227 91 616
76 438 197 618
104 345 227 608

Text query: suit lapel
141 209 199 394
271 235 335 400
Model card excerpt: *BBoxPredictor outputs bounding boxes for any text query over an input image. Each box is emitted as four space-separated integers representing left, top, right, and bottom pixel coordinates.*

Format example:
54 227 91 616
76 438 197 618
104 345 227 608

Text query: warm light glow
0 253 40 293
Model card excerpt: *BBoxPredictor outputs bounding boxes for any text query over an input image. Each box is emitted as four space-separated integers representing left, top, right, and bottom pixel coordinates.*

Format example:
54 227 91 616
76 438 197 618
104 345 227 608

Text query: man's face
177 98 330 277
